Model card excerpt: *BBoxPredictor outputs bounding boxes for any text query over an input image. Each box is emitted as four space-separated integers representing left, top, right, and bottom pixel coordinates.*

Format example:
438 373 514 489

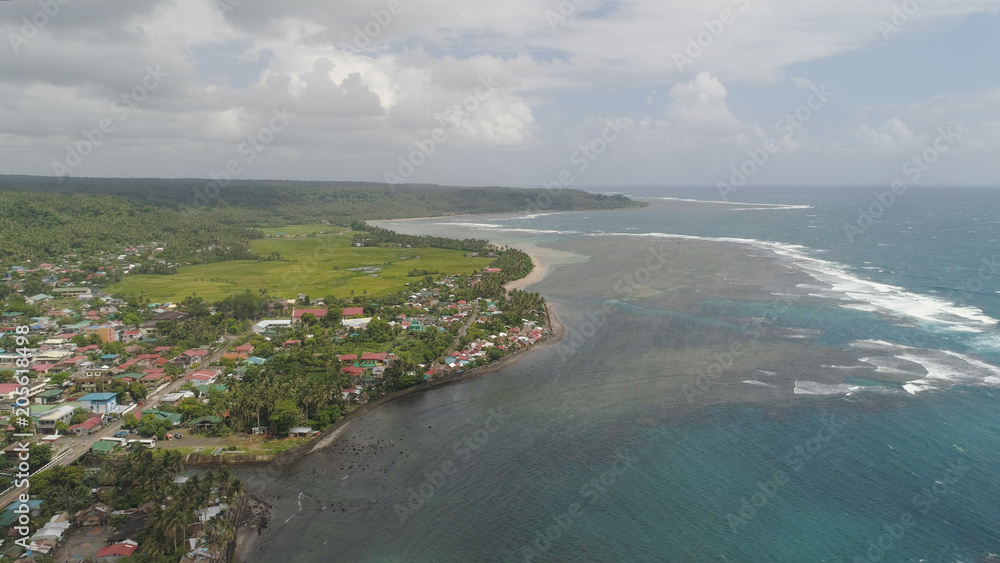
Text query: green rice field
106 225 492 302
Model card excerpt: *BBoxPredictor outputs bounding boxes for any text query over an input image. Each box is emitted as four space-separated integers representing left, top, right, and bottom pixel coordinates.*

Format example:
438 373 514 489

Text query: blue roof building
79 392 118 413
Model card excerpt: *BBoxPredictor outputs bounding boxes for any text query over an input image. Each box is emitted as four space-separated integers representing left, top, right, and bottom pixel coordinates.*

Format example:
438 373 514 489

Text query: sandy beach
232 243 566 562
504 252 545 291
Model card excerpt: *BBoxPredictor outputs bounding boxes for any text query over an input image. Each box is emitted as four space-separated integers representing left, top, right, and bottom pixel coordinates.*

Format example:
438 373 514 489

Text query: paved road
447 303 481 355
0 335 238 509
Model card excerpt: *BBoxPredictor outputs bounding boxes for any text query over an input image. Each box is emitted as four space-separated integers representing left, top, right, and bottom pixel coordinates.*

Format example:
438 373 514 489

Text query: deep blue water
247 187 1000 563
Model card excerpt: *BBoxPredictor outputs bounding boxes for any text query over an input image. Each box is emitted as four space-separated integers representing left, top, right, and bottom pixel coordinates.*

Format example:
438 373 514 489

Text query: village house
28 512 72 555
33 347 75 364
190 415 222 430
79 392 118 413
252 319 292 333
0 383 23 403
161 391 196 406
292 308 328 323
37 405 75 434
185 369 220 385
67 415 104 436
72 503 111 527
74 366 112 391
97 538 139 559
25 293 54 305
174 349 209 369
85 323 118 343
342 306 365 318
359 352 389 367
35 388 64 404
134 409 183 426
141 369 168 388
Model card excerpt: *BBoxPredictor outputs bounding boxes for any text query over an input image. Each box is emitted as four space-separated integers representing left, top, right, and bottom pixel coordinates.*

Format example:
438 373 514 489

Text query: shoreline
231 243 563 562
504 252 546 291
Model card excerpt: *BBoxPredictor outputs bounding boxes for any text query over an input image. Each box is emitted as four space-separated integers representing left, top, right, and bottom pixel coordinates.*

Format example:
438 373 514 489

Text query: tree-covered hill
0 175 643 224
0 175 645 265
0 191 260 264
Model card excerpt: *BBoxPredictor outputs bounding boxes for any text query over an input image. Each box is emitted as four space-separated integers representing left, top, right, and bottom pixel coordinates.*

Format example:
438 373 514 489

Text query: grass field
106 226 493 302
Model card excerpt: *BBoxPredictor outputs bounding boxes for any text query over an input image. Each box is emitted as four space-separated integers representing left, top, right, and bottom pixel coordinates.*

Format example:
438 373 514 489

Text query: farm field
106 226 493 302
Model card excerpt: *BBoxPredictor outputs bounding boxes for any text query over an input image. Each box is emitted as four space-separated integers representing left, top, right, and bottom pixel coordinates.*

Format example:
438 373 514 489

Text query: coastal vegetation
0 175 644 267
0 177 567 562
27 449 244 561
105 226 494 302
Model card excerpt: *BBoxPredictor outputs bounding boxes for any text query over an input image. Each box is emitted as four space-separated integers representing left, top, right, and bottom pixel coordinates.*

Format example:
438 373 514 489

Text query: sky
1 0 999 189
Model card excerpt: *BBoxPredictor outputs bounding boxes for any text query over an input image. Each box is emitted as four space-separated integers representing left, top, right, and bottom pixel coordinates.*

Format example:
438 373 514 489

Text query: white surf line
591 231 999 334
284 491 305 524
631 196 813 210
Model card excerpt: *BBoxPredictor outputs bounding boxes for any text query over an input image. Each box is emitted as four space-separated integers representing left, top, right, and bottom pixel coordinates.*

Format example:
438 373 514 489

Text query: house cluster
4 244 169 282
0 499 138 558
0 293 224 450
0 479 231 560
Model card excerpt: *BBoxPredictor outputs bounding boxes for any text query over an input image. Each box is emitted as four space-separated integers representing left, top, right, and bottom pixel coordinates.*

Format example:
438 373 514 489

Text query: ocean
241 186 1000 563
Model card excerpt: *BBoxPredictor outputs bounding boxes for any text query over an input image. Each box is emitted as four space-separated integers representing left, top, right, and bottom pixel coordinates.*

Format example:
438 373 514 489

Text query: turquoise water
244 187 1000 562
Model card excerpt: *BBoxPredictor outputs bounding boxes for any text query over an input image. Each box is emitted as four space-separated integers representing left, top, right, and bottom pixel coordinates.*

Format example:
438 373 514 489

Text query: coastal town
0 239 548 561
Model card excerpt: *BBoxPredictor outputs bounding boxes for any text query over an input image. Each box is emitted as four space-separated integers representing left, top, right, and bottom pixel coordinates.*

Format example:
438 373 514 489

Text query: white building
252 319 292 334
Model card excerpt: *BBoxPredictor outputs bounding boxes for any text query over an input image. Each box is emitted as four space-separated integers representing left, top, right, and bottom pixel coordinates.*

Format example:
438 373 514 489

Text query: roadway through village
0 336 236 510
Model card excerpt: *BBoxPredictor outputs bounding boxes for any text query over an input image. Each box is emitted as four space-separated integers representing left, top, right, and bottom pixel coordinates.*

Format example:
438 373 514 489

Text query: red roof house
97 539 138 558
292 308 328 320
67 416 103 436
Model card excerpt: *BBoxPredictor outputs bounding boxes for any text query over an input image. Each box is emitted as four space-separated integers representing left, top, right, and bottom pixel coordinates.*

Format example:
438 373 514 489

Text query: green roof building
138 409 183 426
90 440 117 454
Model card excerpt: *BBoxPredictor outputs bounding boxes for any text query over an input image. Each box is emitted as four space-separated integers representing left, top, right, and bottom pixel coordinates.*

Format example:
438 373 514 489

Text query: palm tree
163 508 187 554
142 507 171 556
204 515 236 553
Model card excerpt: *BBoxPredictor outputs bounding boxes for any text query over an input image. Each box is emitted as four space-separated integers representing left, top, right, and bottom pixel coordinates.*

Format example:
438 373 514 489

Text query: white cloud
666 72 748 137
1 0 999 184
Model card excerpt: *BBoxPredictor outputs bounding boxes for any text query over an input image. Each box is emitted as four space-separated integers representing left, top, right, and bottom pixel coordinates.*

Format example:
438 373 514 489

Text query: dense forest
351 225 492 252
0 175 644 266
0 191 261 265
0 175 643 223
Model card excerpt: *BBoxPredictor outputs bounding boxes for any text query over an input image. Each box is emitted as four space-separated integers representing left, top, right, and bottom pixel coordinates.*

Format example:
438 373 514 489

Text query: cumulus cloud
0 0 998 184
666 72 747 137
